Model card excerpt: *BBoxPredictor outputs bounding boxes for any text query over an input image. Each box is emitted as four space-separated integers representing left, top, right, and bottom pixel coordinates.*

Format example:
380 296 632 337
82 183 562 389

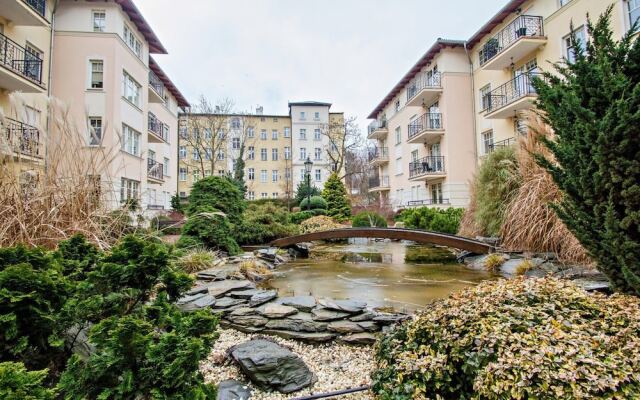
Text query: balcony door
513 59 538 96
24 43 43 82
428 102 441 129
430 143 442 171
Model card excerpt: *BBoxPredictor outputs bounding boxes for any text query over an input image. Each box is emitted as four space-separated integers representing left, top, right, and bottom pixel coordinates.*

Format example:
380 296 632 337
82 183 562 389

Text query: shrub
170 194 184 213
233 203 299 245
182 207 241 255
300 216 345 234
175 235 204 250
186 176 246 224
483 253 506 272
534 9 640 294
0 362 56 400
174 249 219 273
397 207 464 234
289 209 327 225
299 195 328 210
249 198 289 208
352 211 387 228
321 173 352 221
294 181 321 205
372 278 640 399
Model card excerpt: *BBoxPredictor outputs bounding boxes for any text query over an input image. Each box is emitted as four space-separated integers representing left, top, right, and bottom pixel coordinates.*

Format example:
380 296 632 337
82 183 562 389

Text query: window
24 44 42 82
191 148 199 161
122 71 141 107
179 126 188 139
315 169 321 182
90 60 103 89
231 118 240 129
314 112 320 120
395 127 401 145
92 10 106 32
630 0 640 28
179 168 187 181
272 130 278 140
247 191 255 200
480 84 491 111
272 170 278 182
300 169 306 181
272 192 278 199
248 168 255 180
395 100 400 112
123 24 142 58
299 129 307 140
395 157 403 175
248 127 255 138
300 147 307 160
285 167 291 179
565 26 587 64
559 0 571 6
284 146 291 160
273 118 278 122
314 147 322 160
121 124 140 156
260 148 267 161
248 146 255 160
284 127 290 138
163 157 170 176
411 150 418 162
218 170 225 176
204 148 212 160
260 170 267 183
204 170 212 177
260 130 267 140
261 192 268 199
482 130 494 155
204 128 212 139
272 148 278 161
314 129 321 141
162 124 170 142
88 117 102 145
431 183 443 204
193 169 200 183
120 178 139 203
232 137 240 149
217 150 225 161
217 129 225 140
179 146 186 159
300 111 306 120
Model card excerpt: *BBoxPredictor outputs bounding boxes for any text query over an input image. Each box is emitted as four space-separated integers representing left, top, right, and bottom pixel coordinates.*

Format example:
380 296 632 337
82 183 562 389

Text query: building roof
467 0 528 49
102 0 168 54
367 38 465 120
288 101 332 108
178 112 291 119
149 57 190 108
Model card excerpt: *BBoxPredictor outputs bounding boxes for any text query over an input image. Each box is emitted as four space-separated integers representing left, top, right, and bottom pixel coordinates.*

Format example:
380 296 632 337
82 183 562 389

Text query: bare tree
278 158 294 209
321 115 364 178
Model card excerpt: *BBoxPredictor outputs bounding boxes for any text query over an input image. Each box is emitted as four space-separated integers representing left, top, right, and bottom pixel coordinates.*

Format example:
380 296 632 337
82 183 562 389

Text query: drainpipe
463 41 479 165
44 0 59 173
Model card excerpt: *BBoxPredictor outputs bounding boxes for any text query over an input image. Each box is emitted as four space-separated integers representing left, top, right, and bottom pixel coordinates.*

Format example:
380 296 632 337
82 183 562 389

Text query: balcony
148 112 168 143
479 15 546 70
368 146 389 166
367 120 388 140
2 118 42 159
148 70 165 103
485 137 517 155
483 73 540 119
2 0 48 26
368 175 390 192
0 32 45 92
406 198 451 207
409 156 446 181
406 71 442 107
407 113 444 144
147 159 164 182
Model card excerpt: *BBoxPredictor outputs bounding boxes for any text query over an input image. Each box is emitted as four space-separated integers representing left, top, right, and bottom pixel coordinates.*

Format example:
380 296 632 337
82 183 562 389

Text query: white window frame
121 124 140 156
272 170 278 182
272 148 278 161
122 71 141 107
260 148 267 161
260 169 267 183
88 117 102 146
92 10 106 32
89 60 104 89
179 168 187 181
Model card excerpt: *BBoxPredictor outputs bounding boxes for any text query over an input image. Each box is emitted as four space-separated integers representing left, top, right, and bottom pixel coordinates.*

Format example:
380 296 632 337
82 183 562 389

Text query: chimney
256 105 264 115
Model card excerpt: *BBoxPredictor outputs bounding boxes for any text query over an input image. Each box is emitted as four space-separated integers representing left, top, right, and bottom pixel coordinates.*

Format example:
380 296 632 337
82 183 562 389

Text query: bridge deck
270 227 494 254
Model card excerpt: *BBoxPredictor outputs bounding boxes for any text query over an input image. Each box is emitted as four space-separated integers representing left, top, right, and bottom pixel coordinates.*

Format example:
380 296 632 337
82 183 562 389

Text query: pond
264 239 497 313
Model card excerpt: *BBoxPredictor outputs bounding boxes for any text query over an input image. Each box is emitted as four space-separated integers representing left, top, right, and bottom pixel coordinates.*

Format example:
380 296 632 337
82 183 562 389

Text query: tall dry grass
0 95 130 249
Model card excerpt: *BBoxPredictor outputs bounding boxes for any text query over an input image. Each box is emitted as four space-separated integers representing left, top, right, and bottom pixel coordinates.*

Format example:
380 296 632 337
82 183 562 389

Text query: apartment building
178 102 345 200
51 0 189 212
367 40 477 210
0 0 54 175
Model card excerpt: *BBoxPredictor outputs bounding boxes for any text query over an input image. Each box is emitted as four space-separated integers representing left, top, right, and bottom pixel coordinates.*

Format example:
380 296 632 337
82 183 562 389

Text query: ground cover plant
397 207 464 234
233 202 299 245
351 211 387 228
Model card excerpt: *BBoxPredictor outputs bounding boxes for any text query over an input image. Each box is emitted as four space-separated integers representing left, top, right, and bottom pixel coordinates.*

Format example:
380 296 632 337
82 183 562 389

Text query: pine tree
534 7 640 294
294 181 320 206
321 173 352 222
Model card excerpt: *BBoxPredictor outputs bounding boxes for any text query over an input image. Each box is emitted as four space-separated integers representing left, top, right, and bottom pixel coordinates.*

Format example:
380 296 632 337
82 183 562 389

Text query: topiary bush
186 176 246 224
372 278 640 399
396 207 464 234
352 211 387 228
294 181 321 206
181 206 241 255
299 195 328 211
321 173 352 221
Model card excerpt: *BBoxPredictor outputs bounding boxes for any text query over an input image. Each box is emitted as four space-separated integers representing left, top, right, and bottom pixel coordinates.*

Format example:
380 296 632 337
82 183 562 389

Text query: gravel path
201 329 376 399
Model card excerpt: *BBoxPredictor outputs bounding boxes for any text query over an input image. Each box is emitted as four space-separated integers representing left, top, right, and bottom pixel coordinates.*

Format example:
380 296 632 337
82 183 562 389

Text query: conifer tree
321 173 352 221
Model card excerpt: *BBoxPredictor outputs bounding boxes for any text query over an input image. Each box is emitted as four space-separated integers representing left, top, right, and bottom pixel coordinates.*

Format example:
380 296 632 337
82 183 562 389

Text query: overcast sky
136 0 507 128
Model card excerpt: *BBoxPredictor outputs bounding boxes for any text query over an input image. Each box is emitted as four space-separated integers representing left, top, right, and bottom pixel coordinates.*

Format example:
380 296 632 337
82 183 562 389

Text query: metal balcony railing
409 156 445 178
149 70 165 98
407 198 451 206
3 118 42 157
408 113 442 140
368 119 388 136
486 137 517 154
407 71 442 101
147 159 164 181
24 0 46 17
368 146 389 162
0 32 44 85
479 15 544 66
148 112 169 141
482 73 541 114
369 175 390 189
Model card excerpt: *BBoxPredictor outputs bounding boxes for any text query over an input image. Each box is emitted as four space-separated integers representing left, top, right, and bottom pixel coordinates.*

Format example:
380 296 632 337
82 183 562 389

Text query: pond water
264 239 497 313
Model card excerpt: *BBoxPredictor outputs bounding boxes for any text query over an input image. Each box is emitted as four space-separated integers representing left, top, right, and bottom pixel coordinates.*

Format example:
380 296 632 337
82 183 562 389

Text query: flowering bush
372 278 640 399
300 216 345 234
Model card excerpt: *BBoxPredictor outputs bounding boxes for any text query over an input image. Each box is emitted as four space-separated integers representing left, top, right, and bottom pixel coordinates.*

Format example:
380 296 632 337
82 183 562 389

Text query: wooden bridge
270 228 495 254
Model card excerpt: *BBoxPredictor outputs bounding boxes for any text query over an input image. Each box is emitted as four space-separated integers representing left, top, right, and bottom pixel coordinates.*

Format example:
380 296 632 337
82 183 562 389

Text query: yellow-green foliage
483 253 506 272
516 259 534 276
239 260 272 280
373 278 640 399
174 249 219 273
300 216 345 234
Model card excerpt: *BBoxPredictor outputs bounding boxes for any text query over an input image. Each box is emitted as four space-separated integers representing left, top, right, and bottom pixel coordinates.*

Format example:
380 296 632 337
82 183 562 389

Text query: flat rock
258 304 298 319
276 296 317 312
228 315 269 328
373 313 411 325
208 280 256 298
177 294 216 312
265 313 327 332
229 289 264 300
217 379 252 400
262 330 337 343
220 320 264 334
327 320 365 334
229 307 258 317
186 281 219 295
230 339 315 393
349 311 377 322
215 297 247 308
311 307 351 321
356 320 380 332
572 279 611 292
338 333 377 345
318 298 367 313
250 290 278 307
212 304 248 315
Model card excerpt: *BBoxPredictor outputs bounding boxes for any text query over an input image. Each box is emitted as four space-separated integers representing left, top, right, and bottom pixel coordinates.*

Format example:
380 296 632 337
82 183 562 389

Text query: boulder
262 330 337 343
265 313 327 332
256 248 278 262
338 333 377 345
277 296 317 312
327 320 365 334
311 307 351 321
217 379 252 400
258 304 298 319
317 298 367 313
229 339 315 393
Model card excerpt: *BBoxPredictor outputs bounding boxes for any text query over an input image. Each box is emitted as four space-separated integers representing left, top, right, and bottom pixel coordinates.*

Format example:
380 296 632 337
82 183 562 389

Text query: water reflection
265 239 496 313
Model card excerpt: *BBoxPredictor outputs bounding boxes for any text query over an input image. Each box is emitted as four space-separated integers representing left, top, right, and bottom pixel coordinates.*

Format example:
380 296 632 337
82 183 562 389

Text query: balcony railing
407 198 451 207
369 175 390 189
149 70 165 98
148 113 169 141
486 137 517 154
0 32 43 85
368 146 389 162
147 159 164 181
482 73 541 114
408 113 442 140
407 71 442 101
24 0 46 17
3 118 42 157
368 119 387 133
479 15 544 66
409 156 445 179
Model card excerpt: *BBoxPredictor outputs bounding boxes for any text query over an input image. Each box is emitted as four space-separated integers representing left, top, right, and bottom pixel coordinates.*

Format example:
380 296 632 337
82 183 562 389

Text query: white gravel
201 329 375 399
